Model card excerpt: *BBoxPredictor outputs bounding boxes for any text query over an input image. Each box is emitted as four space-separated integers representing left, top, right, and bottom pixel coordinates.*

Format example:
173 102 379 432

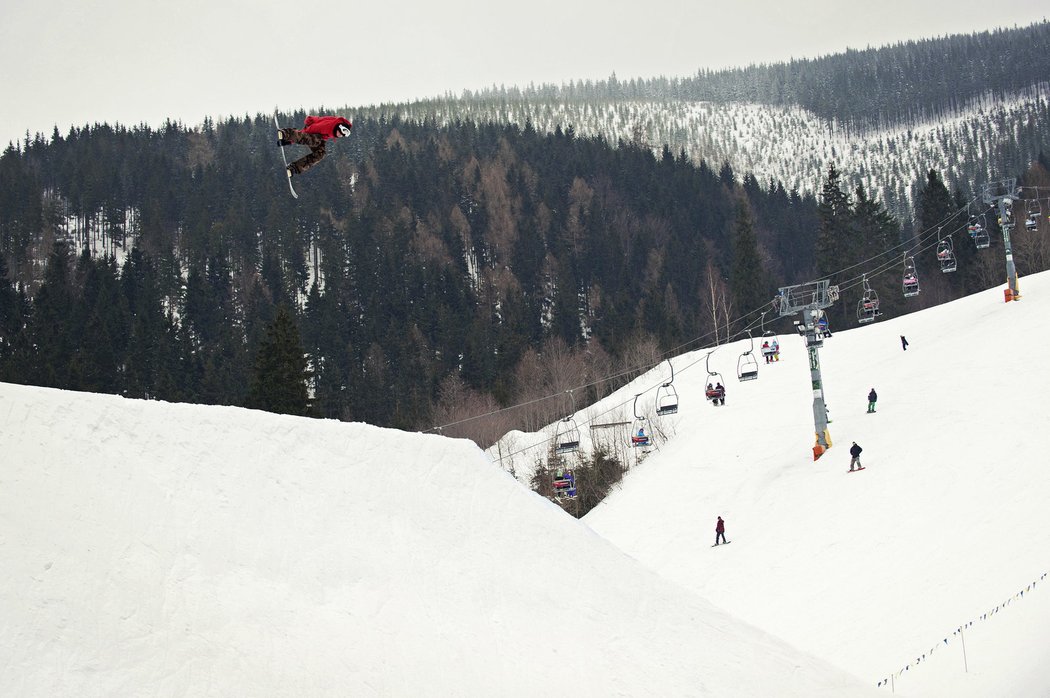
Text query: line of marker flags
877 571 1048 688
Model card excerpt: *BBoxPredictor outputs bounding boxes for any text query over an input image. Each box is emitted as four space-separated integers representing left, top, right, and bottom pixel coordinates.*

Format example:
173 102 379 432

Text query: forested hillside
2 22 1050 443
0 118 823 432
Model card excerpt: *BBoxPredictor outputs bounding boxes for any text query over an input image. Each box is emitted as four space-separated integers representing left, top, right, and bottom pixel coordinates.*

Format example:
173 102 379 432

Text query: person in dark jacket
715 516 727 545
900 335 909 351
849 442 863 471
867 388 878 413
277 115 353 177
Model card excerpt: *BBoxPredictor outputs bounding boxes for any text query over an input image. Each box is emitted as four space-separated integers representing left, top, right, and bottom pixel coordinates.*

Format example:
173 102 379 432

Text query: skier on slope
277 115 353 179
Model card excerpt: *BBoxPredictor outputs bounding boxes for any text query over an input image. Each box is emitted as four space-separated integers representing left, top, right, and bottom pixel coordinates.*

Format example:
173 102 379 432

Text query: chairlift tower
776 280 838 460
982 179 1021 302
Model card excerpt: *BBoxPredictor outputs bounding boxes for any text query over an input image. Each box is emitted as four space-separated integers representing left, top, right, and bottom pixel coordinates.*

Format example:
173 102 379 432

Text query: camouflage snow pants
279 129 327 175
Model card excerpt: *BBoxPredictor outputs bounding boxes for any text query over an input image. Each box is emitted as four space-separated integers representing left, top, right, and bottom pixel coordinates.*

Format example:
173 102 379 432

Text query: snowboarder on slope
277 115 353 178
849 442 863 471
867 388 878 413
715 516 727 545
900 335 909 351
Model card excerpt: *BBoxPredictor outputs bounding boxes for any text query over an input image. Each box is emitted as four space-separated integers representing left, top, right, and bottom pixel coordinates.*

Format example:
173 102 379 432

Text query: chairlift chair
554 416 581 454
553 391 581 454
551 466 577 498
737 332 759 381
1025 200 1039 231
857 276 880 324
759 312 779 363
816 314 832 338
630 394 651 448
655 359 679 416
968 214 990 249
704 352 726 406
902 255 920 298
935 238 957 273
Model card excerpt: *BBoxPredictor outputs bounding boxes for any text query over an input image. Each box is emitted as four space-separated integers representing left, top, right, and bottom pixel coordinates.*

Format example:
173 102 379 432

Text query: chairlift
655 359 679 416
551 464 577 499
759 312 779 363
902 254 920 298
857 275 880 324
553 391 581 454
998 205 1013 227
760 310 777 342
968 213 990 249
804 311 824 349
630 394 650 448
1025 200 1039 231
704 352 726 406
737 332 759 381
816 312 832 338
935 237 957 273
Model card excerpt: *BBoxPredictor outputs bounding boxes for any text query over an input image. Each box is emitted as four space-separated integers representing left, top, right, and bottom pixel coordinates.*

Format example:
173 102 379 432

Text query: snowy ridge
1 384 875 695
373 85 1050 218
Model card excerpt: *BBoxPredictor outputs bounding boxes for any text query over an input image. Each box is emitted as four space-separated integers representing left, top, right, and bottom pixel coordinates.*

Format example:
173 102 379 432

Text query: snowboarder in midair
867 388 878 413
849 441 863 471
715 516 727 545
277 115 353 179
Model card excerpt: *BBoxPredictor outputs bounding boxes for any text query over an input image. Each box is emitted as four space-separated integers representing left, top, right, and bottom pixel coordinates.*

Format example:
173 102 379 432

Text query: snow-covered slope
0 383 875 695
579 270 1050 696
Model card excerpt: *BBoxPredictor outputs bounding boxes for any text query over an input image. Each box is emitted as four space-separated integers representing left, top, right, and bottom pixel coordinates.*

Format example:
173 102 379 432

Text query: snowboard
848 467 866 473
274 113 298 199
712 541 732 547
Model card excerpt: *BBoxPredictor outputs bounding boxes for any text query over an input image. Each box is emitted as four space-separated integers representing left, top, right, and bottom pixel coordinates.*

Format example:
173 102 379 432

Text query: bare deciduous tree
701 260 733 344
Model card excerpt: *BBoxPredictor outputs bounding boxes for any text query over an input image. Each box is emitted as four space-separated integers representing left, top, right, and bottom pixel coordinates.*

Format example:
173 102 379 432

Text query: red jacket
302 115 353 140
716 518 725 533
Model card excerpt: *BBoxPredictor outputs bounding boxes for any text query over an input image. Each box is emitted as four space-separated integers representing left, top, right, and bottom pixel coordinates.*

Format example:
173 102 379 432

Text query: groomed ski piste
3 272 1050 696
493 269 1050 696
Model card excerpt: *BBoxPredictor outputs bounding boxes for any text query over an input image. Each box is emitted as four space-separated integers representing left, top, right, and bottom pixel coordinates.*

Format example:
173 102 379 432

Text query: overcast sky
1 0 1046 146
